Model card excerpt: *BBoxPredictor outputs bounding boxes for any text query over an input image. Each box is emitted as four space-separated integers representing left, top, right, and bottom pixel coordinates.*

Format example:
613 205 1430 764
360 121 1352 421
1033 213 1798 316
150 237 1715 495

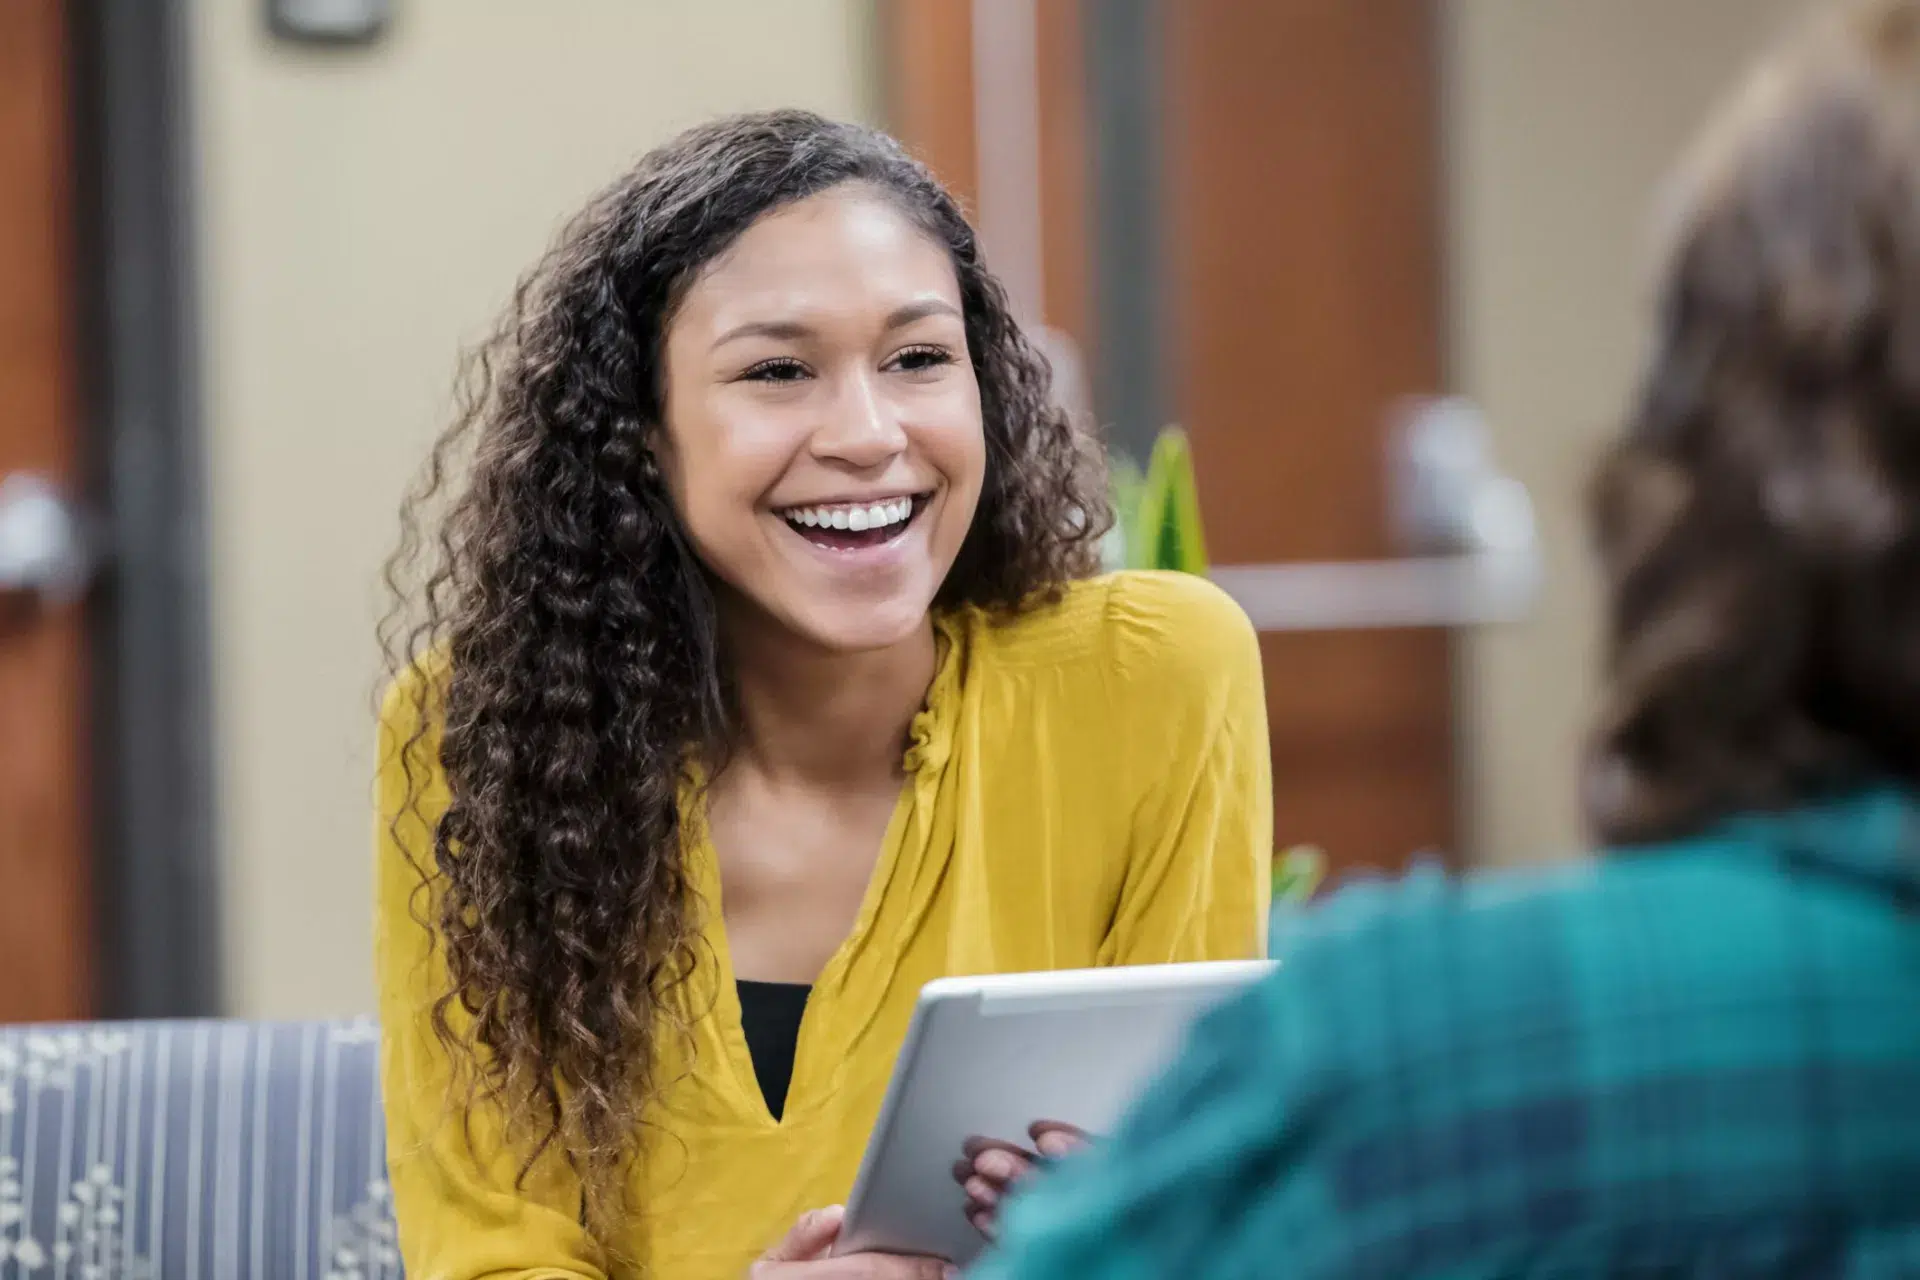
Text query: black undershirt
737 979 811 1121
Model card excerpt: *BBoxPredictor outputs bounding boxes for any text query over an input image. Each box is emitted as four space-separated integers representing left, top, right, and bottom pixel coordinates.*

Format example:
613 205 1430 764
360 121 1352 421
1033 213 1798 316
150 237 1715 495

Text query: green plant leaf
1137 427 1209 573
1105 452 1146 572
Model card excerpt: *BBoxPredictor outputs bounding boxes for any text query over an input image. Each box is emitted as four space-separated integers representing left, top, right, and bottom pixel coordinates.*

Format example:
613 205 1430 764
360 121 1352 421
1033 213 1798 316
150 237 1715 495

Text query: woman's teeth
782 497 915 533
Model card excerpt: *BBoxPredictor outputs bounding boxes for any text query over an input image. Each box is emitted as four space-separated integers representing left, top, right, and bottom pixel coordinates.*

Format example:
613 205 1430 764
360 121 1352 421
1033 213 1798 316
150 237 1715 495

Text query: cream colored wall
1444 0 1809 864
190 0 1833 1012
190 1 880 1016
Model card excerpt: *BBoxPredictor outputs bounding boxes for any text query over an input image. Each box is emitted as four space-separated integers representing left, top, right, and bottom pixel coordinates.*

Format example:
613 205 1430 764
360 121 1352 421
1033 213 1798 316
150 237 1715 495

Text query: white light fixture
267 0 390 45
1211 398 1544 633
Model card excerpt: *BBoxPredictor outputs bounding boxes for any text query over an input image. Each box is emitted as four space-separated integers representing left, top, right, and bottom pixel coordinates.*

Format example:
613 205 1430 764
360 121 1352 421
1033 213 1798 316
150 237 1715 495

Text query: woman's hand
952 1121 1089 1240
752 1206 956 1279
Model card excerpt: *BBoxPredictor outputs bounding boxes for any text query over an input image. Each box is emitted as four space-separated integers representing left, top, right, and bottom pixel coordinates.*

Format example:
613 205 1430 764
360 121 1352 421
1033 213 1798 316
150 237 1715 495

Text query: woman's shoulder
1101 569 1259 674
963 571 1262 727
979 570 1257 670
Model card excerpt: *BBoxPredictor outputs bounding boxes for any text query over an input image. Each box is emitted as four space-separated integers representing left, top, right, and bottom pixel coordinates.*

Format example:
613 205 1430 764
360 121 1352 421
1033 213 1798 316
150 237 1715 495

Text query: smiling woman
658 189 984 656
374 110 1271 1280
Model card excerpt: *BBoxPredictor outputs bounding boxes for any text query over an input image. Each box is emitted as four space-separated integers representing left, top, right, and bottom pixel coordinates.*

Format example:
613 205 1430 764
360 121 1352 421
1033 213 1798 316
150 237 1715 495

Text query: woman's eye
892 345 957 373
741 358 810 383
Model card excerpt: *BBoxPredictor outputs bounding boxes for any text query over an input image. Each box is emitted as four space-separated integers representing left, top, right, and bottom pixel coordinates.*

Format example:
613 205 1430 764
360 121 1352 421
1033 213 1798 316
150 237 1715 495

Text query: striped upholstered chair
0 1019 397 1279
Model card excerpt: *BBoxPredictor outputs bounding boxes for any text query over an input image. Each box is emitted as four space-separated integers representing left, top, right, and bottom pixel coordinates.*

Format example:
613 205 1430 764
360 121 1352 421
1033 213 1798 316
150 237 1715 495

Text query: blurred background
0 0 1807 1024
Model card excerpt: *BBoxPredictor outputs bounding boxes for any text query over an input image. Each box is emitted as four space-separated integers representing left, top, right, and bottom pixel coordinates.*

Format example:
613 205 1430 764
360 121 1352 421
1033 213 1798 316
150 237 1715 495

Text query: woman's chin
780 595 936 656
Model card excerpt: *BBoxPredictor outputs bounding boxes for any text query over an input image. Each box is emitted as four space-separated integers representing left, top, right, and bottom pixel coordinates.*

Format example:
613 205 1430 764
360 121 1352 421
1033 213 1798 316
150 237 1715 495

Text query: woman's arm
955 575 1273 1235
375 674 610 1280
1099 573 1273 966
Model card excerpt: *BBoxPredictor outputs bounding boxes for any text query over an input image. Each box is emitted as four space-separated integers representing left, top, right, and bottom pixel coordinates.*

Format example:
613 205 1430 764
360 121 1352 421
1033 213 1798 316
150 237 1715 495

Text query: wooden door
885 0 1454 879
1166 0 1454 875
883 0 1095 376
1 0 95 1021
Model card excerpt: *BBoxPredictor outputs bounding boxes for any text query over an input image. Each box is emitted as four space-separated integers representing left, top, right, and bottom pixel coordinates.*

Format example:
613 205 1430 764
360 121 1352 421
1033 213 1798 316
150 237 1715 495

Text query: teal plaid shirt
974 789 1920 1278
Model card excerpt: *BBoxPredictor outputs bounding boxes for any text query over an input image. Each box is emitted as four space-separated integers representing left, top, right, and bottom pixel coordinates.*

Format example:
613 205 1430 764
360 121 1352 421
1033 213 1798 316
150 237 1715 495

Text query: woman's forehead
674 188 960 340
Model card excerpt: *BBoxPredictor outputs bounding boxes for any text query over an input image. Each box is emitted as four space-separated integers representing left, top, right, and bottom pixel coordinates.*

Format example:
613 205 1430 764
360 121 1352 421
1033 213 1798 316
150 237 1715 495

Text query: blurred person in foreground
974 2 1920 1275
374 109 1269 1280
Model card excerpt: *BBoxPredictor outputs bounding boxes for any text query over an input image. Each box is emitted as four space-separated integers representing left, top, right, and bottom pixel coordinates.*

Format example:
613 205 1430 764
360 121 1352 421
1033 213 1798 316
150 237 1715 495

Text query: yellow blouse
375 570 1272 1280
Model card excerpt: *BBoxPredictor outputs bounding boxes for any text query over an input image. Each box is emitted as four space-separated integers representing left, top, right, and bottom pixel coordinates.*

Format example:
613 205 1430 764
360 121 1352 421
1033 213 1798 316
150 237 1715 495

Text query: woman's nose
810 373 908 469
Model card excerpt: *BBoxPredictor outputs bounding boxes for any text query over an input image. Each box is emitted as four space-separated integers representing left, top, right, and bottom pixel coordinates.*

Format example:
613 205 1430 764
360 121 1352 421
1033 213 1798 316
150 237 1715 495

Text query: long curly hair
378 109 1109 1250
1584 0 1920 845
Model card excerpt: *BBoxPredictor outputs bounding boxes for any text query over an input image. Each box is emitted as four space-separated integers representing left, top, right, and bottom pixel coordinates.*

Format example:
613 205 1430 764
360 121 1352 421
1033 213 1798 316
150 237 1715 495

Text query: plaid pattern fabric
973 789 1920 1279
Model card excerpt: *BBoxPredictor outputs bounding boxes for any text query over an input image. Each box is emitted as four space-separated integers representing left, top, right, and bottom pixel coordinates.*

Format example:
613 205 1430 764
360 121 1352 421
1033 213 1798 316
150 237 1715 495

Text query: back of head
1586 0 1920 844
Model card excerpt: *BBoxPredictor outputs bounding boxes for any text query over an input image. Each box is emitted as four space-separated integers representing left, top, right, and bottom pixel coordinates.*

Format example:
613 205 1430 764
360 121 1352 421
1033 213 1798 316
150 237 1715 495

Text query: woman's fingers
756 1207 960 1279
961 1124 1087 1180
759 1205 845 1262
755 1256 954 1279
964 1175 1000 1208
976 1146 1032 1182
961 1138 1034 1184
822 1257 953 1279
1029 1120 1089 1159
956 1126 1085 1242
961 1134 1033 1162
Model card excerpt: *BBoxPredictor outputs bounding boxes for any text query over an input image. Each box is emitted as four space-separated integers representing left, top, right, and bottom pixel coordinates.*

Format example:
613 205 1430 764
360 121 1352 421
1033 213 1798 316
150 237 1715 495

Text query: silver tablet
836 960 1277 1266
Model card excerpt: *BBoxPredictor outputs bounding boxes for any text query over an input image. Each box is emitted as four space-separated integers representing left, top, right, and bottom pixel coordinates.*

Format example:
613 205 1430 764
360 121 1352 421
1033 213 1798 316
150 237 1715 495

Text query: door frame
69 0 222 1017
884 0 1458 874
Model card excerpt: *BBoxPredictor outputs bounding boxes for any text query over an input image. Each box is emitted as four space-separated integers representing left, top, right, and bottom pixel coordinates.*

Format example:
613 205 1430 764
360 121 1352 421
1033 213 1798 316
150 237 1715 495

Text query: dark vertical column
1083 0 1166 463
72 0 224 1017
